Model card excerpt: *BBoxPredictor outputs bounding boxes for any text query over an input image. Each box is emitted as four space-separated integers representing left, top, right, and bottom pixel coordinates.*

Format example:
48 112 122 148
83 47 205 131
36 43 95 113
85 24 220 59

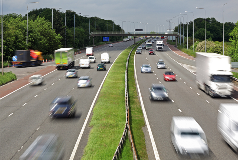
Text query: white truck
79 59 90 68
156 41 164 51
196 52 233 97
146 42 152 50
101 53 110 63
218 103 238 152
86 47 94 56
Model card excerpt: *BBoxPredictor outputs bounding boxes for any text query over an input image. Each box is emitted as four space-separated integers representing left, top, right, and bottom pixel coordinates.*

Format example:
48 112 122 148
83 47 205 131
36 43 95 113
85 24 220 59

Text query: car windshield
158 62 164 64
142 65 150 68
181 132 200 137
152 86 166 91
146 44 152 47
165 72 174 75
89 57 94 59
136 50 141 52
149 49 153 51
79 77 89 80
67 69 75 72
157 44 163 46
211 75 232 82
98 64 104 67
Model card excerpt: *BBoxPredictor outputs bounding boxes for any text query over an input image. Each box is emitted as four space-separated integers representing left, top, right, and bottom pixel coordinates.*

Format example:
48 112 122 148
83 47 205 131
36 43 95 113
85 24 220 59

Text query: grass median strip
81 46 135 160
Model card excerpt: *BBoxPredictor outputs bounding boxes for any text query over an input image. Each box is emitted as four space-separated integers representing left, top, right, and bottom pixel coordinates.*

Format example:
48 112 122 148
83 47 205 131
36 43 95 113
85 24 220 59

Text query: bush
42 54 54 61
0 71 17 86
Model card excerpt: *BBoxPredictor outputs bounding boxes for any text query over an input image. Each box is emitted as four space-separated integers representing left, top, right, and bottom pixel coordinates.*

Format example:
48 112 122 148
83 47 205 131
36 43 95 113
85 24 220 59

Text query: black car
49 96 76 118
97 63 106 71
135 49 142 54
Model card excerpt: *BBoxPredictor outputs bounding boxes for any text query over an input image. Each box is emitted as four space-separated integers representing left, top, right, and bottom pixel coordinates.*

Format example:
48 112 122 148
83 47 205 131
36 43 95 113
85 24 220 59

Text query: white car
29 75 43 85
109 44 113 47
171 116 209 156
137 46 142 50
88 56 96 63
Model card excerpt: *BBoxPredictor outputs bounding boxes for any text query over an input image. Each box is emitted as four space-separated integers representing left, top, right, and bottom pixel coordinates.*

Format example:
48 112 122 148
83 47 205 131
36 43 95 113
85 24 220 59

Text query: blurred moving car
49 96 76 118
149 84 169 101
157 60 166 69
88 56 96 63
142 45 146 49
65 69 78 78
137 46 142 50
164 71 176 81
135 49 142 54
78 76 92 87
97 63 106 71
171 116 209 156
19 134 64 160
109 44 113 47
218 103 238 152
149 49 155 55
29 74 43 85
141 64 152 73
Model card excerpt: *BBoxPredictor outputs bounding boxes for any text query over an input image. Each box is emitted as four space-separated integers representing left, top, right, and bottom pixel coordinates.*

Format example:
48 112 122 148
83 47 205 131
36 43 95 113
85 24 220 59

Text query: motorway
0 39 137 160
135 40 238 160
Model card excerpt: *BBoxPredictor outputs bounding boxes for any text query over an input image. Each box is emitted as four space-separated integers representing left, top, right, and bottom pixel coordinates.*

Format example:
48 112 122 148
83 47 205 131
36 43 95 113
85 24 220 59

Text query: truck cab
146 42 152 50
156 41 164 51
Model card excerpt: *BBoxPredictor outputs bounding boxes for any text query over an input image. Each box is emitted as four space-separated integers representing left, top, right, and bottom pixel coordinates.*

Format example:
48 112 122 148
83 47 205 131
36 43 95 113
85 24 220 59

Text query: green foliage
196 40 225 55
228 21 238 62
0 71 17 86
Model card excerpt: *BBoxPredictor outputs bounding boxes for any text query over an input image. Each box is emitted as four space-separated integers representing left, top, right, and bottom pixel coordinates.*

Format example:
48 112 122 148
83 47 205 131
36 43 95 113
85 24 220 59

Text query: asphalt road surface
0 39 138 160
135 40 238 160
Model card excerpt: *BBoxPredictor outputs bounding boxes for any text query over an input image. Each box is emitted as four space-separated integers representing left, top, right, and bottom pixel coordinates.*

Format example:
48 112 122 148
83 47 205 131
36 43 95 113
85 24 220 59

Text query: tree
228 21 238 62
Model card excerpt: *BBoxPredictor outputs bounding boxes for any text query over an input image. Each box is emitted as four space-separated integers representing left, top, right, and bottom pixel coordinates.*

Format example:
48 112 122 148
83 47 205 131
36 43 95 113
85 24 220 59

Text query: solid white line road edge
69 51 123 160
134 54 160 160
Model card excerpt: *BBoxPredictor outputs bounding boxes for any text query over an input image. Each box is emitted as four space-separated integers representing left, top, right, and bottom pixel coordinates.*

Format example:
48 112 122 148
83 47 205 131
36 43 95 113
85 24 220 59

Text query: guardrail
112 41 144 160
91 31 179 35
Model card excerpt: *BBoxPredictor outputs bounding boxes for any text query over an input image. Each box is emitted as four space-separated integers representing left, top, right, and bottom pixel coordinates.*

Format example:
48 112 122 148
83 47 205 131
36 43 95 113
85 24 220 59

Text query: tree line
0 8 123 62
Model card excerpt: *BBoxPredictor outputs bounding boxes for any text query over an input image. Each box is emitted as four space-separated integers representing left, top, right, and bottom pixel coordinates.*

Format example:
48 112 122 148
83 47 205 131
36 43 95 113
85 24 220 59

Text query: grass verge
0 71 17 86
81 44 138 160
232 72 238 79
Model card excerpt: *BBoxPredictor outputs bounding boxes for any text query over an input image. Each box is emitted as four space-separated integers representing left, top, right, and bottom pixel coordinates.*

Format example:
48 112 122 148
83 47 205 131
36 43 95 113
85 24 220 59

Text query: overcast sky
3 0 238 32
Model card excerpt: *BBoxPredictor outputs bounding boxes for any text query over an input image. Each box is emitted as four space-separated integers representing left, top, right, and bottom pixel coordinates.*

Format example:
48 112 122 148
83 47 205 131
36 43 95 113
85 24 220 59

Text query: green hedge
0 71 17 86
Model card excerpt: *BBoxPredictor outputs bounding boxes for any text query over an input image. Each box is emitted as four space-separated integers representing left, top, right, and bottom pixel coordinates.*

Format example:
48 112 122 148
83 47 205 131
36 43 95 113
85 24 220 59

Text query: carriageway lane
135 43 238 160
0 39 137 160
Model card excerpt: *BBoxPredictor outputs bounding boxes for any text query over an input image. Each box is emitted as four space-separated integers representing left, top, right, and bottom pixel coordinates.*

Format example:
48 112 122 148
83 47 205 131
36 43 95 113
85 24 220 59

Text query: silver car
141 64 152 73
78 76 92 88
149 84 169 101
66 69 78 78
157 61 166 69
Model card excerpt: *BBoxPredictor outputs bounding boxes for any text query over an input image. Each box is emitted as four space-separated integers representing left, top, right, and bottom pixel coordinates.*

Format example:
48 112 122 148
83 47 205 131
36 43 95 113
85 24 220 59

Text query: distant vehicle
135 49 142 54
78 76 92 88
196 52 233 97
141 45 146 49
19 134 64 160
149 84 169 101
88 56 96 63
29 74 43 85
161 36 164 39
137 46 142 50
218 103 238 152
123 38 129 42
101 53 110 63
55 48 75 70
149 49 155 55
49 96 76 118
146 42 152 50
97 63 106 71
141 64 152 73
156 41 164 51
109 44 113 47
65 69 78 78
79 59 90 69
12 50 43 67
163 71 176 81
157 61 166 69
86 47 94 56
171 116 209 156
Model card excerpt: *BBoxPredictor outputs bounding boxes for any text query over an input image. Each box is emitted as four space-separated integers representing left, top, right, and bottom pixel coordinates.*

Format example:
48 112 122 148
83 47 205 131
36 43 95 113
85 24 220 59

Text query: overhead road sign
135 29 143 31
103 37 109 42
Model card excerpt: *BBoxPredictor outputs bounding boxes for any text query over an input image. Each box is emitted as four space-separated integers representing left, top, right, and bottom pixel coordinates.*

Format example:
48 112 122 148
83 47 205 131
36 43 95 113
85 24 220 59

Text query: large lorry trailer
156 41 164 51
12 50 43 67
196 52 233 97
86 47 94 56
55 48 75 70
146 42 152 50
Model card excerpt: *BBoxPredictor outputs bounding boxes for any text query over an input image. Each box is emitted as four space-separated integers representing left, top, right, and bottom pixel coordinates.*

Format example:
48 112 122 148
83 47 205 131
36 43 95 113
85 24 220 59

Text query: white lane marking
172 100 174 102
69 50 124 160
36 127 40 130
218 110 221 113
52 83 54 85
231 97 238 102
34 95 38 97
22 103 27 106
154 74 156 75
44 88 47 90
184 82 186 84
8 113 13 117
197 93 200 95
190 87 192 89
133 54 160 160
178 109 182 112
206 100 209 103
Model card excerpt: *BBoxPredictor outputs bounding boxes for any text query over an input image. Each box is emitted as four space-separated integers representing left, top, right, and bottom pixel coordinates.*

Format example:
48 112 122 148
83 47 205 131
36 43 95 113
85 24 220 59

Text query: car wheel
208 88 215 98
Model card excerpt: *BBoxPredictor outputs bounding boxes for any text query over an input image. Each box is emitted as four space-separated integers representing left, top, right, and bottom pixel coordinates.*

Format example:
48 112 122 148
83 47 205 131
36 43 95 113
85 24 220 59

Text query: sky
2 0 238 32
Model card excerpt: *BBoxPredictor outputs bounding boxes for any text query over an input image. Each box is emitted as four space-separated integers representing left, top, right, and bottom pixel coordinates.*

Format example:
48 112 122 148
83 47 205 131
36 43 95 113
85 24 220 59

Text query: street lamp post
185 11 194 52
52 8 62 29
27 2 38 47
1 0 3 75
180 13 187 48
122 21 126 33
196 7 206 52
223 3 227 55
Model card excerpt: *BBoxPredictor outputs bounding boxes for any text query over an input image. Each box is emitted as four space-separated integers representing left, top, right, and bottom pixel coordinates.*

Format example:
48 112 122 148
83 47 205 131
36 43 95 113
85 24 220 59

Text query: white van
29 74 43 85
101 53 110 63
156 41 164 51
86 47 94 56
218 103 238 152
79 59 90 68
171 116 209 156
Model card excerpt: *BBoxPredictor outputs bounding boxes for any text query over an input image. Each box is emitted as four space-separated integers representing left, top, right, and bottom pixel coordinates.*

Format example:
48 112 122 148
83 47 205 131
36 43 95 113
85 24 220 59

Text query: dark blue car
49 96 76 118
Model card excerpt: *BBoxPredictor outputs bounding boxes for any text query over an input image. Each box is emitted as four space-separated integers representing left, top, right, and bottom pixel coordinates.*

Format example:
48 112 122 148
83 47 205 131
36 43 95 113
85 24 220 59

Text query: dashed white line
197 93 200 95
190 87 192 89
22 103 27 106
8 113 13 117
172 100 174 102
34 95 38 97
178 109 182 112
206 100 209 103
